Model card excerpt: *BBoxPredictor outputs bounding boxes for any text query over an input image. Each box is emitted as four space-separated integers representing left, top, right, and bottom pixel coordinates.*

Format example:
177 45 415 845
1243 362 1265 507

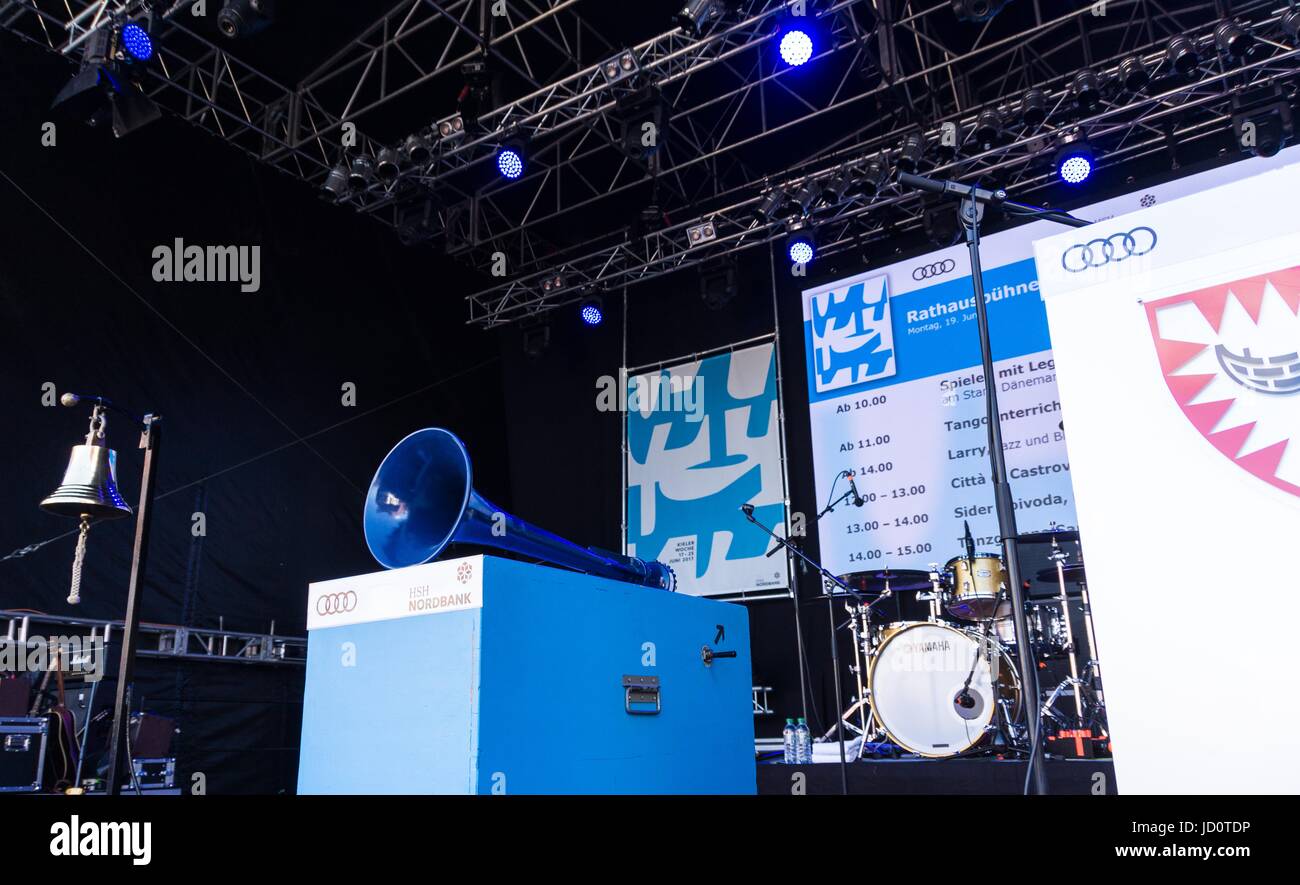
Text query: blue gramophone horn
363 428 675 590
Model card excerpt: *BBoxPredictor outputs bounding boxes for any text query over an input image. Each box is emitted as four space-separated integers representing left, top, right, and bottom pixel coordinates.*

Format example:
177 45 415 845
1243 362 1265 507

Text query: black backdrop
2 32 1255 790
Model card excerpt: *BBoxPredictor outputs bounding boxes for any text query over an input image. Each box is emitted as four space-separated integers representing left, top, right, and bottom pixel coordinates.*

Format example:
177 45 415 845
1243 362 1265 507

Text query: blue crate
298 555 755 794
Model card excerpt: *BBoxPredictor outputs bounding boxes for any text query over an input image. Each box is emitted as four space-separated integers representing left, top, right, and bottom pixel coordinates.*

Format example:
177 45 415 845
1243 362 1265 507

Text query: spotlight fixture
375 147 402 182
436 113 465 141
1020 88 1047 127
496 140 526 180
616 87 672 161
579 296 605 327
217 0 275 39
1117 55 1149 93
897 131 926 173
784 218 816 265
676 1 724 37
1232 88 1294 158
51 24 161 138
1166 35 1201 77
119 22 153 62
973 108 1003 146
858 159 889 196
687 220 718 247
699 259 739 310
522 322 551 358
322 164 350 199
754 187 786 220
459 59 500 124
348 155 375 189
1054 133 1095 185
1071 70 1101 113
951 0 1009 23
401 133 432 164
1214 20 1257 61
1284 9 1300 42
785 180 819 217
778 25 815 67
819 169 854 206
600 50 640 84
541 273 566 294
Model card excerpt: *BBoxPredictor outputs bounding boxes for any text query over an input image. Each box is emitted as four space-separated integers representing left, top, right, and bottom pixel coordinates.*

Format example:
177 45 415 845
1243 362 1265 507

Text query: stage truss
2 0 1297 327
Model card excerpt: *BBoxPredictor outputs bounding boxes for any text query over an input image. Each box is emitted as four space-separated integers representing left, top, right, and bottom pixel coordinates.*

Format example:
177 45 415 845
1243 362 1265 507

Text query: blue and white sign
808 273 896 394
626 342 789 598
801 145 1300 578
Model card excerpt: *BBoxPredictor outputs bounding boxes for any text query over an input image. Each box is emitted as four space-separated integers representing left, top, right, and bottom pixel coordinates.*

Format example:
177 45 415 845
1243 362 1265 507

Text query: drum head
869 623 1005 757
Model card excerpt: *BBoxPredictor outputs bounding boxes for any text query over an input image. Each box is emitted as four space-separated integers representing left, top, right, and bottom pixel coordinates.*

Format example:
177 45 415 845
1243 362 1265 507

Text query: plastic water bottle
782 718 797 764
795 717 812 764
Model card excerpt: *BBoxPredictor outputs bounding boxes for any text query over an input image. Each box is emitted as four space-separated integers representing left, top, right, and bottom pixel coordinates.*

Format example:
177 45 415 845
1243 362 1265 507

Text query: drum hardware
1046 538 1087 725
743 505 876 792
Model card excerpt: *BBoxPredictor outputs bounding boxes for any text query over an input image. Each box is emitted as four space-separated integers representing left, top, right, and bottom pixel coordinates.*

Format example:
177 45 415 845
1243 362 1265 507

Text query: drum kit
825 528 1108 759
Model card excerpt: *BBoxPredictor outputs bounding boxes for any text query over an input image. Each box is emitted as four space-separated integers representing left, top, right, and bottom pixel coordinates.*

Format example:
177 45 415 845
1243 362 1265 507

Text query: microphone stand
742 505 890 795
897 172 1090 795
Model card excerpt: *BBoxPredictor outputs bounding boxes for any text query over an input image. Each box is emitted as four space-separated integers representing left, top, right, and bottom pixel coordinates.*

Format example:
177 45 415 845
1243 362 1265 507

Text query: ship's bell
40 440 133 521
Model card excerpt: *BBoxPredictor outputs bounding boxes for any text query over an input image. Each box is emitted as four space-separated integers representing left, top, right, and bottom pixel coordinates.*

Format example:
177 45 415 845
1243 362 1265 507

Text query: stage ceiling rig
4 1 1299 328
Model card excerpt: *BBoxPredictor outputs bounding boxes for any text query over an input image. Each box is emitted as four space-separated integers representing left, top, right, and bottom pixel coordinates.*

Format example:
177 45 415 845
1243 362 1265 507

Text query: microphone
846 471 865 507
740 503 755 517
963 519 976 561
60 392 113 408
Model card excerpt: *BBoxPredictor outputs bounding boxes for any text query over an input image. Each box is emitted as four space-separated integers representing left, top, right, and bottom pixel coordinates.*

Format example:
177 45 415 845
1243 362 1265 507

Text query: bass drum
869 622 1020 758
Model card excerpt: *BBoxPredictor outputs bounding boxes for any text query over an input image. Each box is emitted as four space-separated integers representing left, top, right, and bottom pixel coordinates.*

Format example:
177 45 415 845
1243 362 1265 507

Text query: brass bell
40 439 133 521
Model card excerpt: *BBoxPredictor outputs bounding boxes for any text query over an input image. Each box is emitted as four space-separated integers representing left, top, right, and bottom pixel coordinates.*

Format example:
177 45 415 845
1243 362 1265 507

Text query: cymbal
1017 528 1081 544
838 568 933 593
1035 562 1087 583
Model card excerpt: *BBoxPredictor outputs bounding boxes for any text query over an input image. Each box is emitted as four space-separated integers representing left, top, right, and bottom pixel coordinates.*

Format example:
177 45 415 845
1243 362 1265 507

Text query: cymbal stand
921 563 946 621
1077 579 1105 709
1048 538 1086 726
843 599 870 750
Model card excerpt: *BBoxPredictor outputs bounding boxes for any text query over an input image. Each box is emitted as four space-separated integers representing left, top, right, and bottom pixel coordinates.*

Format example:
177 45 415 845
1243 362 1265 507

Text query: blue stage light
580 301 604 326
1058 154 1092 184
120 23 153 62
787 235 815 265
496 146 524 180
778 28 814 67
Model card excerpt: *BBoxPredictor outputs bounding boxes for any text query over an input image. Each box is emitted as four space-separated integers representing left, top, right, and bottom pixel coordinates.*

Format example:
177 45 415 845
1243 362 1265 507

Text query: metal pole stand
106 413 162 796
959 195 1048 794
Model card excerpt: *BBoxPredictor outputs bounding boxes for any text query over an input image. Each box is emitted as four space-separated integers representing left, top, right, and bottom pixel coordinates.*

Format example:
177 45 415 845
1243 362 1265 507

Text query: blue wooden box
297 555 755 794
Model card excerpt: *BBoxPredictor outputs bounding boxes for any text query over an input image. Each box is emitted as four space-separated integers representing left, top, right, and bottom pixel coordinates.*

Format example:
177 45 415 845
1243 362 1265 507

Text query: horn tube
363 428 675 591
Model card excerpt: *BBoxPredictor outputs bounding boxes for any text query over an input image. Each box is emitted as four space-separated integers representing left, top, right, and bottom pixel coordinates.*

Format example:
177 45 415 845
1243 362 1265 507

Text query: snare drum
945 555 1010 621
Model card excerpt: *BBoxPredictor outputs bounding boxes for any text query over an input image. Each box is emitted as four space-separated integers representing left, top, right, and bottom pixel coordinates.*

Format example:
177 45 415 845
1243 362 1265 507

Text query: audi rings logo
1061 226 1157 273
912 259 956 281
316 591 357 616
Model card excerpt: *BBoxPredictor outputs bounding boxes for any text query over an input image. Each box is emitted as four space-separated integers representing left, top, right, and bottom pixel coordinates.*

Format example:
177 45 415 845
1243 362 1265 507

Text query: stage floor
757 758 1117 795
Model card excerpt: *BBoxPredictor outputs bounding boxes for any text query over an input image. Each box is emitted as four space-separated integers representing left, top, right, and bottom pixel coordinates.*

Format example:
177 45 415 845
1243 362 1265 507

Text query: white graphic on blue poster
808 273 897 393
626 342 789 597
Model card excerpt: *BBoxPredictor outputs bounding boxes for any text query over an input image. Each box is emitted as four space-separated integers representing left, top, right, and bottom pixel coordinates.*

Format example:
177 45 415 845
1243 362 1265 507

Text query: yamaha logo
1061 226 1157 272
912 258 956 281
316 591 357 616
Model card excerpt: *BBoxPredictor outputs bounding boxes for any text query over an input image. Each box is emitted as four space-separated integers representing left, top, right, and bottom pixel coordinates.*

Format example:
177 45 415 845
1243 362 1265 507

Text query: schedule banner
801 146 1300 577
626 342 789 598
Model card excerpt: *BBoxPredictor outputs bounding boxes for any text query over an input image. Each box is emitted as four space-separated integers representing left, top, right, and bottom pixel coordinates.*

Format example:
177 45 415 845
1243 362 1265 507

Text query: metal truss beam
2 610 306 666
465 2 1300 326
